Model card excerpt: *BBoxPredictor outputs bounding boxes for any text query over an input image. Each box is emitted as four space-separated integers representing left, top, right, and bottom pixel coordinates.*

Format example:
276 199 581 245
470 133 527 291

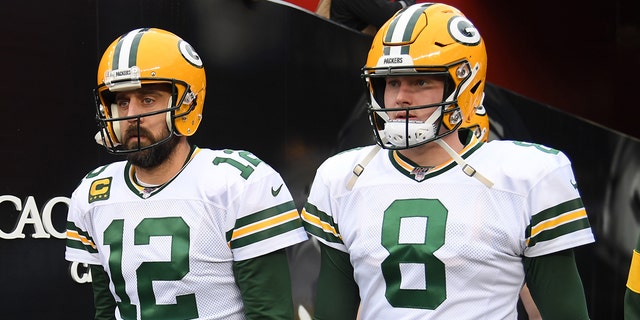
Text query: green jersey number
104 217 197 320
513 141 559 154
212 149 262 179
381 199 447 309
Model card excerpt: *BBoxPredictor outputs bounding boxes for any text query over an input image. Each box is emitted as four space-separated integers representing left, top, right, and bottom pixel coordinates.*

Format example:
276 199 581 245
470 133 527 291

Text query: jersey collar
125 145 201 199
388 135 483 182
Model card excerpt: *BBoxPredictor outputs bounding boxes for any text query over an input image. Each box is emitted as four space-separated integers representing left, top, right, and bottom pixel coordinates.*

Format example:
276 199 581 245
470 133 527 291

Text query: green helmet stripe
127 31 144 67
111 28 149 69
382 4 430 56
401 10 422 42
385 15 400 43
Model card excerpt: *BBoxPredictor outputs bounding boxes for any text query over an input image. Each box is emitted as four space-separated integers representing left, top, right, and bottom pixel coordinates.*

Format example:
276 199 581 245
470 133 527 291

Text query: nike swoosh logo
271 184 283 197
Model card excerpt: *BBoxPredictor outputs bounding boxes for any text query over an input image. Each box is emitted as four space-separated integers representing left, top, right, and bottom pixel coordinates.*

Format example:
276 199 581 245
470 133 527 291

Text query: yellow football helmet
362 3 487 149
94 28 206 153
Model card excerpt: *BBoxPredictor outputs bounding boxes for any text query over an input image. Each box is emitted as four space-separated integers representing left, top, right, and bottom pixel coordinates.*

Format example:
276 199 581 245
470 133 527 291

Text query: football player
65 28 308 319
302 3 594 319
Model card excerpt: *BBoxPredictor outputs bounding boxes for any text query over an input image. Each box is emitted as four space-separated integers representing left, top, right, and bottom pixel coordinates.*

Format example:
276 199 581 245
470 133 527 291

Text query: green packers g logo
89 178 112 203
448 16 481 46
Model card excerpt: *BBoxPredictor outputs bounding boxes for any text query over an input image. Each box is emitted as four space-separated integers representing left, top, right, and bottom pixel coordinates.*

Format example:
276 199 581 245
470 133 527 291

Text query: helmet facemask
94 79 196 154
364 63 470 150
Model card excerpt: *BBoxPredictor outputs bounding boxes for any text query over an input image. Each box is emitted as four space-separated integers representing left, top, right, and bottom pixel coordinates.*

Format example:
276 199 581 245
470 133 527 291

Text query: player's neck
398 131 464 167
134 139 192 186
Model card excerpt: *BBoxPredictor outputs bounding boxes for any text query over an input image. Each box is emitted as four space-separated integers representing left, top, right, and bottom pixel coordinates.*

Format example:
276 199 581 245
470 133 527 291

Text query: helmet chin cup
383 120 437 148
376 106 442 149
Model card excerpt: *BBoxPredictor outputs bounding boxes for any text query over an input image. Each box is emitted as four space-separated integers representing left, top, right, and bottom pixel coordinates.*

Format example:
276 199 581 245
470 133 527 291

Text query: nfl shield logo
410 166 433 181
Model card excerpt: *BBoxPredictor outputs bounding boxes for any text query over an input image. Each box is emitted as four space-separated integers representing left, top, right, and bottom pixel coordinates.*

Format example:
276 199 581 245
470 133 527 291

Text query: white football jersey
66 147 308 320
302 138 595 319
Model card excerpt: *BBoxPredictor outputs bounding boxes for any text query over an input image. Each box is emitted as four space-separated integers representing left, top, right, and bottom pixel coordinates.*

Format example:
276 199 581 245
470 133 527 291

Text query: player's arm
233 249 295 319
625 234 640 319
523 249 590 320
519 284 541 320
90 264 116 320
312 243 360 320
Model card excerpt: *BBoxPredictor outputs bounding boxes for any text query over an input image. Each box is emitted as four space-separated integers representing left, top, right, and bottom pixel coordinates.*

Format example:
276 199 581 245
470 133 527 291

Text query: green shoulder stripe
66 222 98 253
227 200 302 249
531 198 584 225
301 203 343 245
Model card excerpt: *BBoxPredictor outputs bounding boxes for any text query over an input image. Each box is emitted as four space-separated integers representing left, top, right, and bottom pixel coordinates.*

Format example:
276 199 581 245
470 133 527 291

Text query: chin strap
346 145 382 191
345 138 493 191
434 139 494 188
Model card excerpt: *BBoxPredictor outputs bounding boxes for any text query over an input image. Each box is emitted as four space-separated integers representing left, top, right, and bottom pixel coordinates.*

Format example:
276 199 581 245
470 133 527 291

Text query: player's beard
124 126 179 169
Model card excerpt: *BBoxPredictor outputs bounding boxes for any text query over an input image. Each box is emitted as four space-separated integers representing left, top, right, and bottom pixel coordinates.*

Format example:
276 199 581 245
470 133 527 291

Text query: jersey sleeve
226 152 308 261
65 181 101 265
301 162 349 254
524 151 595 257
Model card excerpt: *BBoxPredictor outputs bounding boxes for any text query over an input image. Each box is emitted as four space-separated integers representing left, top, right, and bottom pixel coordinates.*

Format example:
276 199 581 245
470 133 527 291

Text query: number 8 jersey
302 137 595 319
65 146 308 319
